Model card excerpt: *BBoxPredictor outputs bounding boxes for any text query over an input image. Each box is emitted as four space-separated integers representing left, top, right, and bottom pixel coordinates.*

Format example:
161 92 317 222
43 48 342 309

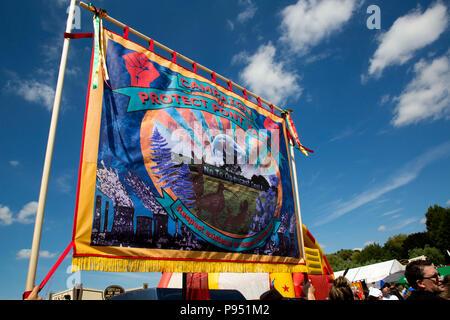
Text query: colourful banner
71 28 305 273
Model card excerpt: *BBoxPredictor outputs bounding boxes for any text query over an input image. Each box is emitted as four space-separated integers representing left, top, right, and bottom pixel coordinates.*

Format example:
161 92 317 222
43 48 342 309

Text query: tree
383 234 408 260
408 245 445 266
425 205 450 252
402 232 431 258
355 243 388 265
150 128 196 210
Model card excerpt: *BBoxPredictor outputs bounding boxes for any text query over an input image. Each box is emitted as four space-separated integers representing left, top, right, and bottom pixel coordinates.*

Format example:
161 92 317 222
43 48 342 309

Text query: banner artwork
71 28 306 273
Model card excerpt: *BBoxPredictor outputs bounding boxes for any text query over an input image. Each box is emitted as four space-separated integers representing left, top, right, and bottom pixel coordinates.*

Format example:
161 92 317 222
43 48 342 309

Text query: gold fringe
72 256 309 274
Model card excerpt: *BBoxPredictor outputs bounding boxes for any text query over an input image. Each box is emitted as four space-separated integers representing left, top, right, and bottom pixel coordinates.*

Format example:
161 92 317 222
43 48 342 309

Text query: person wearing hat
404 259 445 301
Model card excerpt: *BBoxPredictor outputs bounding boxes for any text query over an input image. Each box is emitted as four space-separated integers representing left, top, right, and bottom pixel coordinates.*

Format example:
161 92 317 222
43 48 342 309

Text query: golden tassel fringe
72 256 309 274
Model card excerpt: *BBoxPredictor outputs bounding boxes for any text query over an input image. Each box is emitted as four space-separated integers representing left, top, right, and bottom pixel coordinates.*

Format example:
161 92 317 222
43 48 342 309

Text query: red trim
39 242 74 291
64 32 94 39
172 51 177 64
192 62 197 74
71 38 96 255
270 104 274 114
149 39 154 52
123 26 129 40
243 89 248 100
211 72 216 84
306 229 316 244
228 80 233 92
257 97 262 108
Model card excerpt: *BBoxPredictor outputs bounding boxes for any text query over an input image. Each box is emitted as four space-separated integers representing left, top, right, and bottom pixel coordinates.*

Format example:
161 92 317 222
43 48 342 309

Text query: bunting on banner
71 28 306 273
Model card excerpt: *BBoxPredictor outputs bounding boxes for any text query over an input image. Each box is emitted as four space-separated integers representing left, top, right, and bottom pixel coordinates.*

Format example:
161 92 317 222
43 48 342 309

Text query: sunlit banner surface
72 29 306 273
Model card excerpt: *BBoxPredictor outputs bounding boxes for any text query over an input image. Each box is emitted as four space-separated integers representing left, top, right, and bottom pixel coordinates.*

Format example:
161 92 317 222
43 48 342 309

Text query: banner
71 28 307 273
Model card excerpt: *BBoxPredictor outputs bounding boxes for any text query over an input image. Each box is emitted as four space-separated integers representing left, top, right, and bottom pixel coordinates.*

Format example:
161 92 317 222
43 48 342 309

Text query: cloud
4 74 55 111
16 249 57 260
16 201 38 224
235 43 302 105
279 0 357 55
0 201 38 225
314 140 450 226
381 208 403 216
446 199 450 206
237 0 257 23
368 2 448 78
9 160 19 167
0 205 14 226
378 225 386 231
391 54 450 127
55 172 74 194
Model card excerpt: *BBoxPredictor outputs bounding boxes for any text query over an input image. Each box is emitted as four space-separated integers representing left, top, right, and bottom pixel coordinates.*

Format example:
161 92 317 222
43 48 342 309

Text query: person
440 274 450 300
404 259 445 300
380 282 399 300
24 286 43 300
367 287 383 300
328 276 354 300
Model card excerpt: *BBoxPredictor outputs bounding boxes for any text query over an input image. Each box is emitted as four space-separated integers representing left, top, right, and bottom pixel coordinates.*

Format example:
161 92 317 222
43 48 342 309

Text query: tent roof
334 260 405 284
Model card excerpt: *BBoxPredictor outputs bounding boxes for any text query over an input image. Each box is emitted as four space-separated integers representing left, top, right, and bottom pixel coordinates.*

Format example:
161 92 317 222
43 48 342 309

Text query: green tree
355 243 388 265
383 234 408 260
402 232 430 257
408 245 445 265
425 205 450 252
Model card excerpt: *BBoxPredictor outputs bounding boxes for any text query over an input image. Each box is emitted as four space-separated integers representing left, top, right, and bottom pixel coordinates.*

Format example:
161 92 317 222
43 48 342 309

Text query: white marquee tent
334 259 406 285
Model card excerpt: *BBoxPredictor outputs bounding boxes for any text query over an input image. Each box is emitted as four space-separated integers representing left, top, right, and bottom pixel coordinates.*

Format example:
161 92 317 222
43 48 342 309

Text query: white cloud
391 54 450 127
280 0 357 55
235 43 302 105
381 208 403 216
237 0 257 23
0 205 14 226
446 199 450 206
9 160 19 167
5 75 55 111
368 2 448 78
16 249 57 260
16 201 38 224
0 201 38 225
314 140 450 226
378 225 386 232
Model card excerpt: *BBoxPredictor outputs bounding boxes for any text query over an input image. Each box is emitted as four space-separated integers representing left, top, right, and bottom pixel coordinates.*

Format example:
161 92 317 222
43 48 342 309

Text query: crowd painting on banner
71 27 306 273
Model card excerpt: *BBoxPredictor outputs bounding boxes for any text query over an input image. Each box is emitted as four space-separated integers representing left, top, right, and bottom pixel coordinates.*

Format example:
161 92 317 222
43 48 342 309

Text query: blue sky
0 0 449 299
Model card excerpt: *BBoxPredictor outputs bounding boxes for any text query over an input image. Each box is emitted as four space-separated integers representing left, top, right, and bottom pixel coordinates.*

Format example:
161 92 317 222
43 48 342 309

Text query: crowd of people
26 259 449 301
328 259 449 301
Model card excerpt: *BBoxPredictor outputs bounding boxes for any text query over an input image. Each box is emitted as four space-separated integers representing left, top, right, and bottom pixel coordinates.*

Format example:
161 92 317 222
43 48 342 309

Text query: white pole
289 143 306 260
25 0 77 293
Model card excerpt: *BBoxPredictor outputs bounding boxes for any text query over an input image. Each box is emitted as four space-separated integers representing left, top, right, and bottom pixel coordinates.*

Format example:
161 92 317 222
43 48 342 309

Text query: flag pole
25 0 77 295
289 142 306 260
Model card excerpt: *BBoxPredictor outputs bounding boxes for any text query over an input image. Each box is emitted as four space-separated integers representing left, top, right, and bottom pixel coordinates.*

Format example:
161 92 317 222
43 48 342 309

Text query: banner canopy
71 28 307 273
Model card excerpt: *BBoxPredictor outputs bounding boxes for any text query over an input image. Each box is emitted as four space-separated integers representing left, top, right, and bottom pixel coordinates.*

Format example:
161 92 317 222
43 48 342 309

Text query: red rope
39 241 74 291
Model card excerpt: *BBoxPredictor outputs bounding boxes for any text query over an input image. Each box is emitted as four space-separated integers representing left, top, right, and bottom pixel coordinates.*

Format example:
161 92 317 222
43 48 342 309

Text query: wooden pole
25 0 77 294
289 143 306 260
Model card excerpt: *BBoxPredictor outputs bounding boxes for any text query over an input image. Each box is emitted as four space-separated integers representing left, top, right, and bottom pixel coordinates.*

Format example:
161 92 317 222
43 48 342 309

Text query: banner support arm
289 143 306 261
25 0 77 295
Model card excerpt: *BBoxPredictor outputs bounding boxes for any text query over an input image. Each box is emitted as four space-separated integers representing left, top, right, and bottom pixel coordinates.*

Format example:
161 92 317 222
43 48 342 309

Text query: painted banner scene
72 29 304 273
